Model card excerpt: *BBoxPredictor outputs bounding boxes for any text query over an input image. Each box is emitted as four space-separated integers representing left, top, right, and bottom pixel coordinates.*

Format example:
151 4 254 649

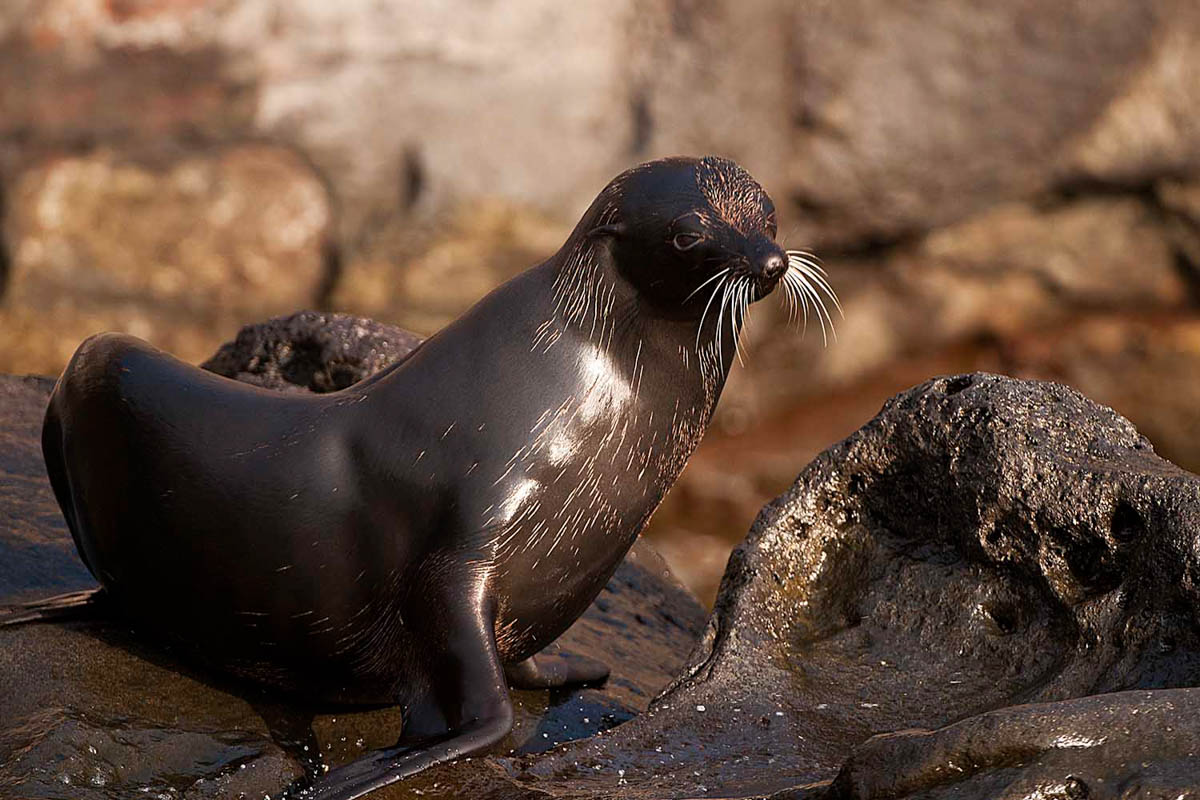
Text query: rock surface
0 374 91 603
824 688 1200 799
201 310 422 393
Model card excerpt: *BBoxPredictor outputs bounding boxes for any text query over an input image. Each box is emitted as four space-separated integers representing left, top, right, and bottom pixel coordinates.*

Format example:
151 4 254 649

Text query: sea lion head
587 156 787 313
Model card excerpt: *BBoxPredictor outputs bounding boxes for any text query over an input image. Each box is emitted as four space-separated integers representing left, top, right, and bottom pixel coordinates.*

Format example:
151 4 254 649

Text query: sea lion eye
673 232 703 251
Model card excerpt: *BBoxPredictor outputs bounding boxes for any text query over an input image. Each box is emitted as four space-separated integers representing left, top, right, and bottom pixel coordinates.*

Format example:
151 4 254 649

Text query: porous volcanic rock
201 310 423 393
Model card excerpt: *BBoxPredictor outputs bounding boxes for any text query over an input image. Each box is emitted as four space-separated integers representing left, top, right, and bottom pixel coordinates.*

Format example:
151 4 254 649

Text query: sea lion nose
759 251 787 282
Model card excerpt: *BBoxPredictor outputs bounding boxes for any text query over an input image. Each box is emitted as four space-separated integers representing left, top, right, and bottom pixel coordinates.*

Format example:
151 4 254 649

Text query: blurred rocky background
2 0 1199 604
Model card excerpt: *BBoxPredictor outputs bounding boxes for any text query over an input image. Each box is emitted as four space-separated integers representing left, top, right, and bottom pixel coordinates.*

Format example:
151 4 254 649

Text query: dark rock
824 688 1200 799
200 310 423 393
0 375 91 603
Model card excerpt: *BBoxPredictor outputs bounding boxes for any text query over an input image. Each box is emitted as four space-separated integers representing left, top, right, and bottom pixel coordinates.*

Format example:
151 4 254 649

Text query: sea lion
34 156 834 799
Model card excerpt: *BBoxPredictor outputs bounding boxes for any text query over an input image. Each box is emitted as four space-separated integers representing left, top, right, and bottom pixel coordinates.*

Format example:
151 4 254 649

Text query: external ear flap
586 223 625 240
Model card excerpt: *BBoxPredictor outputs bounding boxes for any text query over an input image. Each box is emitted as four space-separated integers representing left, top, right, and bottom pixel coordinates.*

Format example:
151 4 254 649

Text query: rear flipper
299 581 515 800
0 588 105 628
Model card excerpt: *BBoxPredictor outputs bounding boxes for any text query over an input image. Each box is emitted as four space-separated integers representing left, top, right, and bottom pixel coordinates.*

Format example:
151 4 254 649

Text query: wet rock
0 616 308 799
0 375 90 603
0 540 701 800
824 688 1200 799
0 698 302 800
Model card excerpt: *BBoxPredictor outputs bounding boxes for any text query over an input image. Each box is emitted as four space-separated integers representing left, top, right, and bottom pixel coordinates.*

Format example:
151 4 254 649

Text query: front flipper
302 587 514 800
504 651 610 690
305 719 510 800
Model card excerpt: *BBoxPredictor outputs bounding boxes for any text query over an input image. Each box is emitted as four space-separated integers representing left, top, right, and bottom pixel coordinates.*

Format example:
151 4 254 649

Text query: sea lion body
46 266 711 700
40 156 796 798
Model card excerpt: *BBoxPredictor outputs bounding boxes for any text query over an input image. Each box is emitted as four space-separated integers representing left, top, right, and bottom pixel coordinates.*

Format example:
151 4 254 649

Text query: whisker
787 251 840 301
786 269 810 333
784 250 842 347
724 277 738 365
809 278 835 345
779 273 795 323
727 277 740 360
684 267 731 304
802 267 838 328
732 277 749 367
695 272 727 351
798 271 832 345
785 248 824 269
797 279 827 346
787 264 832 346
715 278 732 365
790 259 843 317
741 277 750 314
742 279 753 358
782 272 801 326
